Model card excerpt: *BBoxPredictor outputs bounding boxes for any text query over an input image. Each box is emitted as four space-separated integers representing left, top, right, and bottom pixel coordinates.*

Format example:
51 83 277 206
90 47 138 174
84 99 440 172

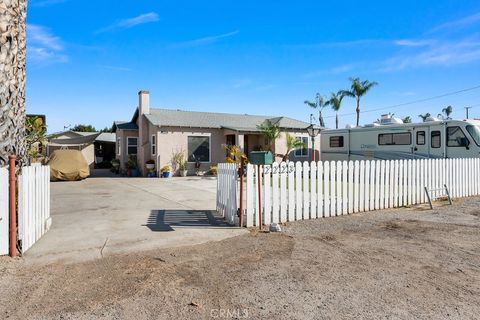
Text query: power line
322 84 480 119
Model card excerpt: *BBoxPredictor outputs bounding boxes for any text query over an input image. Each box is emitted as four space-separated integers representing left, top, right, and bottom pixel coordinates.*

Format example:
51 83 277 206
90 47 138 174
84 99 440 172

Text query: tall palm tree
0 0 27 167
325 91 347 129
257 119 280 153
442 105 453 119
304 93 327 127
283 133 306 161
341 77 378 127
418 113 431 122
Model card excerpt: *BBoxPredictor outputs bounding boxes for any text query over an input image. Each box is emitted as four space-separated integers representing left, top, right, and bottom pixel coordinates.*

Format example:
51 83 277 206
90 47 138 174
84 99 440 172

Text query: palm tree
325 91 347 129
283 133 306 161
0 0 27 167
257 119 280 153
418 113 431 122
341 77 378 127
442 105 453 119
304 93 327 127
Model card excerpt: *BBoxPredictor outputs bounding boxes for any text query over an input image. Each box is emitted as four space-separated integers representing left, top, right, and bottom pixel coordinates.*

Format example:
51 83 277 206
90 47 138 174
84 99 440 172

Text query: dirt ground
1 198 480 320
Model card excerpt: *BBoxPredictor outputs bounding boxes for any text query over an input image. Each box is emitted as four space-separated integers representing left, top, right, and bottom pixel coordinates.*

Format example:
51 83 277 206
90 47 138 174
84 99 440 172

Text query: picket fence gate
0 168 8 255
245 158 480 227
18 165 51 253
216 163 238 225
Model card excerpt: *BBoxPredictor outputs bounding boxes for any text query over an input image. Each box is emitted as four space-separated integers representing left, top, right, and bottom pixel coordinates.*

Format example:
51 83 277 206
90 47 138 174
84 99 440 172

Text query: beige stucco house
113 91 320 176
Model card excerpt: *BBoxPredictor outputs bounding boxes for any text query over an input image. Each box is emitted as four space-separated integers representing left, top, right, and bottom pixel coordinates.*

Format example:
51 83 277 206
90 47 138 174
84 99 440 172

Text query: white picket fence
0 168 8 255
18 165 51 253
216 163 238 225
245 158 480 227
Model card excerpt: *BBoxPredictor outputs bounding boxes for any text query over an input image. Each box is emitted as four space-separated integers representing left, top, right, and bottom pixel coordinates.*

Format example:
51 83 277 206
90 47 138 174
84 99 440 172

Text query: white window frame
187 135 211 163
295 136 309 157
151 134 156 156
127 136 138 155
117 137 121 155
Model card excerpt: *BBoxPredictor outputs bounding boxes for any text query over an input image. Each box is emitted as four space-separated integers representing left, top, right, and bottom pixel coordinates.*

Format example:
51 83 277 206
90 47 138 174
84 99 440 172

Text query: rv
320 115 480 161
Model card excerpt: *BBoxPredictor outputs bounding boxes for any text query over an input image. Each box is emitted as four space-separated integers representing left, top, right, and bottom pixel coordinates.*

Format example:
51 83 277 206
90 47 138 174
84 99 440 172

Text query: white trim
151 134 156 156
127 136 138 155
187 135 211 163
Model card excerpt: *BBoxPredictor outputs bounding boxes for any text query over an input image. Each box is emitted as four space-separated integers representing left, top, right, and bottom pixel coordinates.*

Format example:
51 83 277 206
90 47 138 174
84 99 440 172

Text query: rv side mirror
459 137 470 148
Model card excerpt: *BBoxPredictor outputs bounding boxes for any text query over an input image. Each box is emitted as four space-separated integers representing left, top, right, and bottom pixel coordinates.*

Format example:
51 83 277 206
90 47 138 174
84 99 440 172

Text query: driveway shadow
145 209 233 231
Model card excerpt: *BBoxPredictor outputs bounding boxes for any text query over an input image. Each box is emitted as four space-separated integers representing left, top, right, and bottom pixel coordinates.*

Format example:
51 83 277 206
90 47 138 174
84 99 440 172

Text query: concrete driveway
25 176 246 264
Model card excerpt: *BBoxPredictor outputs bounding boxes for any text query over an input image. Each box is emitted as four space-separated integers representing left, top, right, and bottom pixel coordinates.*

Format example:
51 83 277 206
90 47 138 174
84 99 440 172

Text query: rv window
329 136 344 148
378 132 411 145
447 127 469 147
431 131 441 148
466 125 480 146
416 131 425 145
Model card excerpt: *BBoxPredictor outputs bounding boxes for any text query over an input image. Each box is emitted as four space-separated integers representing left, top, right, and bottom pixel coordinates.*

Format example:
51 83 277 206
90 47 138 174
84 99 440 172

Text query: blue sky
27 0 480 132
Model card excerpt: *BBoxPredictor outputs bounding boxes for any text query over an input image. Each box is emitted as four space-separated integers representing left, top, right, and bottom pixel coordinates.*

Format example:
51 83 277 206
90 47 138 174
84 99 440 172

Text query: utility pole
465 107 472 119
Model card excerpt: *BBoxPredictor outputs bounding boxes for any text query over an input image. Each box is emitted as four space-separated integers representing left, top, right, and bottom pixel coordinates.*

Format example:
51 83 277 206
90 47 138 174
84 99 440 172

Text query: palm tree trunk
355 97 360 127
318 110 325 127
0 0 27 168
336 112 339 129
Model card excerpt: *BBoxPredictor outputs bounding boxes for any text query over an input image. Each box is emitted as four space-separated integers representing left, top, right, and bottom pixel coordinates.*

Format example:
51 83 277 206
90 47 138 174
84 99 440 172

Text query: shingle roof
143 108 311 131
112 121 139 131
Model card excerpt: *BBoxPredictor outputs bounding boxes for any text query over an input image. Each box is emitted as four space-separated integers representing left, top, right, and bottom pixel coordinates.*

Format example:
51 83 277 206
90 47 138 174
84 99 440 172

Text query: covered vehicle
48 149 90 181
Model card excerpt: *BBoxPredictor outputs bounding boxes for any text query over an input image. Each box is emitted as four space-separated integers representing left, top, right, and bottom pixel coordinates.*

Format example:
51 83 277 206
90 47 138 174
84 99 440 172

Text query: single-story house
46 131 116 169
113 91 320 176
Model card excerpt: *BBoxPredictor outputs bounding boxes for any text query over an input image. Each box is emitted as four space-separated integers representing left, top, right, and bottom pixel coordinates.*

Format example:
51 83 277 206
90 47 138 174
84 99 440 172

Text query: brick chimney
138 90 150 115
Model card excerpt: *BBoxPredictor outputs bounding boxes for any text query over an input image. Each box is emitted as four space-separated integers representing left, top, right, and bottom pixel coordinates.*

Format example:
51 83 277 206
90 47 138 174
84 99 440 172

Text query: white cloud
96 12 159 33
27 24 67 64
428 11 480 34
172 31 239 48
394 39 436 47
382 38 480 71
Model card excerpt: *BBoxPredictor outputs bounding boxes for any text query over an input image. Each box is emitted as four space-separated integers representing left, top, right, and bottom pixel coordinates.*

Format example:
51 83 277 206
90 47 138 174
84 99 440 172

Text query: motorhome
320 115 480 161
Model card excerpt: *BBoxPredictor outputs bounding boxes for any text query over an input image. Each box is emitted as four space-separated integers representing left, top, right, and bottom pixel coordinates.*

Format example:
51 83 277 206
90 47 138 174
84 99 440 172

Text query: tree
283 133 306 161
72 124 97 132
25 116 48 163
304 93 327 127
0 0 27 167
442 105 453 119
402 116 412 123
418 113 431 122
341 77 378 127
99 126 112 133
257 119 280 153
325 91 347 129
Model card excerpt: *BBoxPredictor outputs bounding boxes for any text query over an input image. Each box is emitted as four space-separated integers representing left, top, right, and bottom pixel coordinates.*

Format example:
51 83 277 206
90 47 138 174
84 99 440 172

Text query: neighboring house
113 91 319 176
46 131 116 169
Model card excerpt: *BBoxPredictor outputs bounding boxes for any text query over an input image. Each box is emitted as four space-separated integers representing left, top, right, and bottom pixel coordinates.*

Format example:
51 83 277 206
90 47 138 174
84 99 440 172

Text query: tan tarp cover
49 150 90 181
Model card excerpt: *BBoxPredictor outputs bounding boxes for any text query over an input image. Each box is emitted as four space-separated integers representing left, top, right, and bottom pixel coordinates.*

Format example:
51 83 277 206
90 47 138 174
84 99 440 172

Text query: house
46 131 116 169
113 91 320 176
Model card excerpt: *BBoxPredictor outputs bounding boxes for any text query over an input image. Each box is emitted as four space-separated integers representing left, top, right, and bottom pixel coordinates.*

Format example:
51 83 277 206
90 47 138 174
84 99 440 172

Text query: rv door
413 127 429 159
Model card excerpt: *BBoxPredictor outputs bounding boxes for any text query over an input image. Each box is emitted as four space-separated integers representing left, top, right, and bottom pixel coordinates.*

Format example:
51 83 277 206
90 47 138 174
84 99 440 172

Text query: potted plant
126 155 138 177
160 165 170 178
179 159 188 177
111 159 120 174
145 159 156 177
194 158 205 176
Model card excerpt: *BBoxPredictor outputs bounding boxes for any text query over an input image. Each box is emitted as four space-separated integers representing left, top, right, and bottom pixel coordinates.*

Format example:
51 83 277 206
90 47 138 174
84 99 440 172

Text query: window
466 125 480 146
295 137 309 157
329 136 344 148
431 131 441 148
447 126 469 147
117 137 121 155
127 137 138 155
378 132 411 145
416 131 425 145
151 134 156 156
188 136 210 162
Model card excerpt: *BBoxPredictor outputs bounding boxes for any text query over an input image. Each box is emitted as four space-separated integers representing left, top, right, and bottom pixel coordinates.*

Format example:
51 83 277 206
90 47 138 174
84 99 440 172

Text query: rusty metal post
257 165 262 230
8 155 16 257
239 157 245 227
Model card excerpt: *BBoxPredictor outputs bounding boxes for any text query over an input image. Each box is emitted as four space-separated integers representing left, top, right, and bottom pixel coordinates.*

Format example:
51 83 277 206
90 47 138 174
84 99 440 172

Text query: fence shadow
145 209 232 232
